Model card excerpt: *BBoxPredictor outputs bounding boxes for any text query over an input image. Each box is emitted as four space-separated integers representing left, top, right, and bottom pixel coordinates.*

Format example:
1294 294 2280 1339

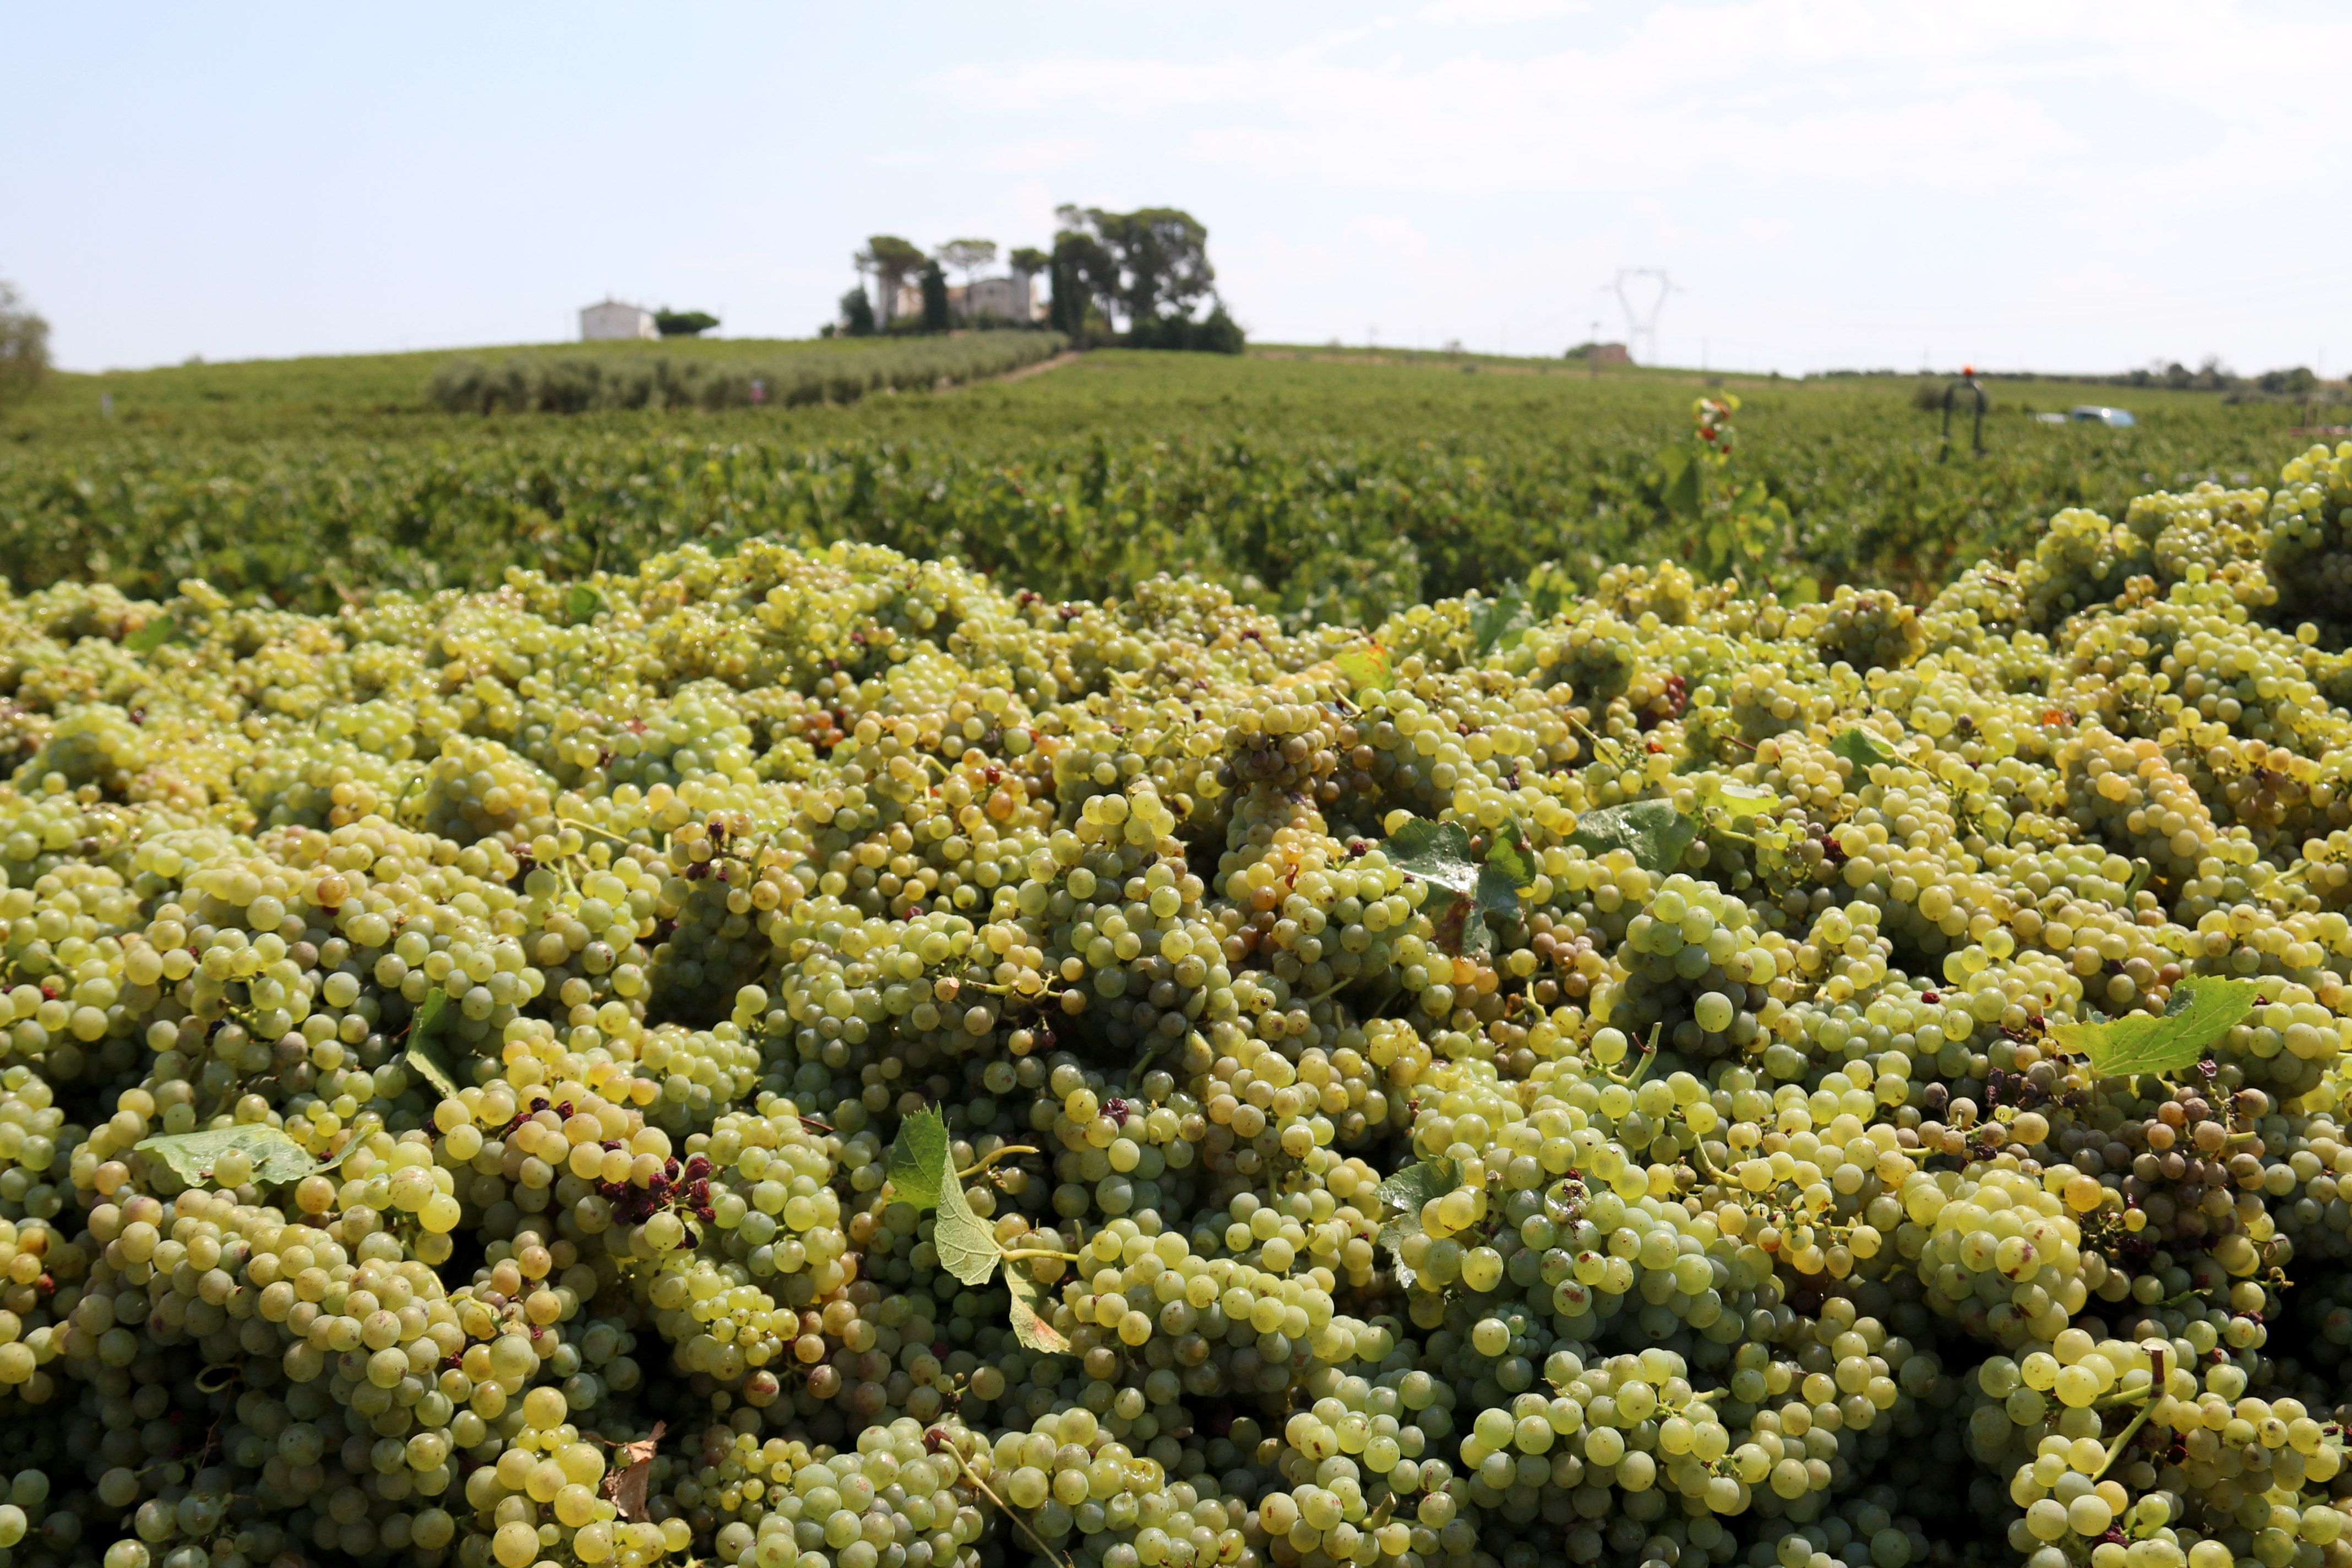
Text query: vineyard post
1941 366 1988 459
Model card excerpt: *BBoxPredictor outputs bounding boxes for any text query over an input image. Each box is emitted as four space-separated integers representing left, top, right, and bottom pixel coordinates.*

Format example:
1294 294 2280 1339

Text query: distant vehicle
2069 405 2136 427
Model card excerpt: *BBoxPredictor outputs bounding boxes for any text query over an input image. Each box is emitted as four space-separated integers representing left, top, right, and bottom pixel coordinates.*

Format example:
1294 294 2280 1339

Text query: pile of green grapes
0 439 2347 1568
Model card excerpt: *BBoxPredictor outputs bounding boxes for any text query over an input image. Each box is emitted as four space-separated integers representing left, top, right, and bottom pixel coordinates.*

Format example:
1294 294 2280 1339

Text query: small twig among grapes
935 1441 1074 1568
957 1145 1039 1180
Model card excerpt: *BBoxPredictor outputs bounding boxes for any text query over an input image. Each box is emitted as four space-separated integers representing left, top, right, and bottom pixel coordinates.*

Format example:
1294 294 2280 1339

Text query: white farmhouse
579 300 657 341
889 272 1044 326
954 274 1041 324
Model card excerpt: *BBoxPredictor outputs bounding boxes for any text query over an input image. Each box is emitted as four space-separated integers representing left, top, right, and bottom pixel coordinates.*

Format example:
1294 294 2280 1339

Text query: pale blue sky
8 1 2349 375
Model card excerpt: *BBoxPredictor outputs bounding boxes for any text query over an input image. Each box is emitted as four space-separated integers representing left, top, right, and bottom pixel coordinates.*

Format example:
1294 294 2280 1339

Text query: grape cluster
4 455 2352 1568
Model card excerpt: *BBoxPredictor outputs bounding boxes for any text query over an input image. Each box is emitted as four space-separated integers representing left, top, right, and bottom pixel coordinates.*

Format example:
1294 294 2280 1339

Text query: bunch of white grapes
0 449 2348 1568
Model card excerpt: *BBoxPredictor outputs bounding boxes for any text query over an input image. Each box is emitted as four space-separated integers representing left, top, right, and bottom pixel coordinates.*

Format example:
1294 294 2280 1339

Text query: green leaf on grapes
1523 562 1575 622
933 1170 1004 1287
886 1107 950 1212
1832 727 1899 772
895 1102 1005 1286
404 989 464 1099
1476 867 1523 923
1568 799 1697 874
1333 642 1390 693
135 1125 333 1187
124 617 185 652
1483 818 1537 892
1377 1157 1460 1214
1382 819 1479 895
1698 778 1777 822
1655 445 1701 518
2050 977 2264 1077
1465 868 1521 961
1006 1268 1069 1355
1393 818 1533 956
567 585 603 622
1374 1158 1457 1286
1374 1220 1418 1288
1455 901 1495 960
1468 587 1533 656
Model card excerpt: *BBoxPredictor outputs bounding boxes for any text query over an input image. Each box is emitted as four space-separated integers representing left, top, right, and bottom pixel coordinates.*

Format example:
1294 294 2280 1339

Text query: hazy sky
9 1 2349 375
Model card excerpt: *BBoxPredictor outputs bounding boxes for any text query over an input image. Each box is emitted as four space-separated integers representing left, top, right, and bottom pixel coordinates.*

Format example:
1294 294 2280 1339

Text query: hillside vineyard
2 358 2307 630
0 444 2349 1568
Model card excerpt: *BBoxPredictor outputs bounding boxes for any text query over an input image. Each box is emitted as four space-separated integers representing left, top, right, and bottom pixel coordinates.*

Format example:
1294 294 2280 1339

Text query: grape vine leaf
1005 1268 1069 1354
1698 778 1777 822
403 989 464 1099
1523 562 1575 622
889 1106 1009 1289
567 586 603 623
1382 819 1479 895
885 1107 950 1212
933 1170 1004 1287
1832 727 1899 771
1374 1158 1459 1287
1387 819 1533 956
1377 1157 1460 1213
134 1125 342 1186
1483 818 1537 892
1654 445 1702 518
124 618 186 653
2050 977 2263 1078
1468 587 1535 656
1569 799 1697 873
1333 643 1390 693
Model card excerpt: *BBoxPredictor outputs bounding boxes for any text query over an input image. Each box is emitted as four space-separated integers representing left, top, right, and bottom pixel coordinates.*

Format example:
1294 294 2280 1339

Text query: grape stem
1001 1246 1081 1264
1687 1141 1729 1183
1570 716 1625 769
960 980 1054 999
2092 1380 2158 1410
1129 1031 1190 1079
939 1445 1076 1568
555 813 638 847
1611 1024 1665 1088
958 1145 1038 1179
2090 1396 2157 1483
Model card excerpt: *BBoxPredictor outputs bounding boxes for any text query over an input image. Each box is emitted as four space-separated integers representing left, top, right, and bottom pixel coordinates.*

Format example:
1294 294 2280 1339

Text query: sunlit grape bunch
5 447 2352 1568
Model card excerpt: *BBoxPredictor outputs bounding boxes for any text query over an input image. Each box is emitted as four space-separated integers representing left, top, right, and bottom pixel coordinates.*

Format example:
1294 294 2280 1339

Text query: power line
1605 268 1678 366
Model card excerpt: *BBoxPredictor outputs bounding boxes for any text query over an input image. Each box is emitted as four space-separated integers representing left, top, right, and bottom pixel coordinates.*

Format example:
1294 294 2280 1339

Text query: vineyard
1 350 2324 623
424 335 1070 417
3 342 2352 1568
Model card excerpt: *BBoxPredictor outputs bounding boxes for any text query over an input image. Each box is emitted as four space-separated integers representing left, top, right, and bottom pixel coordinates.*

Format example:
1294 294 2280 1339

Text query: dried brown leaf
602 1420 666 1521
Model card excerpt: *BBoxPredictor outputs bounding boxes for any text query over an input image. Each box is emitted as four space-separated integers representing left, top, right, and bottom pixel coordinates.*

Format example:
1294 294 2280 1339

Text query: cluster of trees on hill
2120 358 2328 400
1044 205 1242 352
1834 358 2338 404
835 207 1242 353
0 276 49 415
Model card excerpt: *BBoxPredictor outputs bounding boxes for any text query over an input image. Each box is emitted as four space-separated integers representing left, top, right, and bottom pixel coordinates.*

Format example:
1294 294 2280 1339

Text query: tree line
835 205 1242 353
0 276 50 416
